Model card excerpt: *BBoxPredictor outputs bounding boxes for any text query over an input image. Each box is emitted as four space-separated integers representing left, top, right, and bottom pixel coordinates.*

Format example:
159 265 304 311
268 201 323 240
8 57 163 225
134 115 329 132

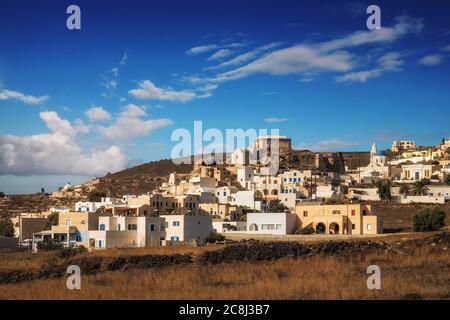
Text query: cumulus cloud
0 111 127 176
97 104 173 141
264 117 289 123
0 89 49 105
129 80 197 102
418 54 443 66
86 106 112 122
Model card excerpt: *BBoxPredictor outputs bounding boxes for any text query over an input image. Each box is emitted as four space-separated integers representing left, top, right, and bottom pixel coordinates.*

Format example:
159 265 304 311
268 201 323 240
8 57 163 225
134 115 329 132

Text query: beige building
401 164 439 180
391 140 416 153
252 135 292 156
199 203 242 220
295 203 382 235
33 211 108 247
88 216 162 249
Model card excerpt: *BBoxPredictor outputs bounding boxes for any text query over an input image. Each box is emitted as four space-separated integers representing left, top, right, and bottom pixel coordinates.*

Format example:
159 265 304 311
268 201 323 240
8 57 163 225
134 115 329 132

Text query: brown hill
94 158 193 197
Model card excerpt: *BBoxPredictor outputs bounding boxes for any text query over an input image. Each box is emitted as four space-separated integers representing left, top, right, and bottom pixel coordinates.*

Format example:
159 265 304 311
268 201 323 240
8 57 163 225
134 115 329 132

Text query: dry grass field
0 232 448 300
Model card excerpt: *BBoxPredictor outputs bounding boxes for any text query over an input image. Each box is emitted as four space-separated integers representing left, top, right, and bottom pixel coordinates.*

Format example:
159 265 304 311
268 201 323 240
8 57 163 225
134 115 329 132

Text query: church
357 143 390 183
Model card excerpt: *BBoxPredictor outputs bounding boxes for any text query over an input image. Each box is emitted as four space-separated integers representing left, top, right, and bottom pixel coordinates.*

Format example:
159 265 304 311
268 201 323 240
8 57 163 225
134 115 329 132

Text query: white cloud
120 52 128 65
129 80 197 102
335 51 404 83
0 89 49 105
211 16 421 83
418 54 443 66
441 45 450 52
97 104 173 141
204 42 282 70
214 46 354 82
0 112 126 176
86 106 112 122
264 117 289 123
186 44 219 56
207 49 233 61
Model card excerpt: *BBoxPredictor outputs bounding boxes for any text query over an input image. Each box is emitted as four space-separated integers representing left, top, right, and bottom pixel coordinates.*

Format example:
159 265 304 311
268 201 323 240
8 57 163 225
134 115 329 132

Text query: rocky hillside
94 158 193 197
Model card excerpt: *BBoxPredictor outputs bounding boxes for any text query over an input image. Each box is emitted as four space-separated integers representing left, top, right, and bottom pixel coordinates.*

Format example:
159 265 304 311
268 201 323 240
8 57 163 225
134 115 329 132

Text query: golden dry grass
1 245 448 300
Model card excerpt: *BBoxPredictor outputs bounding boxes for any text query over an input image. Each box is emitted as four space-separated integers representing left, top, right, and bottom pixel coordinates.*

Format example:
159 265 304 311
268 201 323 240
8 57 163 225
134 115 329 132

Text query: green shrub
295 226 315 235
413 207 446 232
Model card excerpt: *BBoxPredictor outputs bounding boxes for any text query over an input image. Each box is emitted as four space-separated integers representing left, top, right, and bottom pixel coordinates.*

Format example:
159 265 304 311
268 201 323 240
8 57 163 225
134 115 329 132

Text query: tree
411 180 430 196
267 200 287 213
399 184 411 196
88 191 107 202
44 212 59 230
325 194 345 205
377 179 391 202
0 192 4 198
413 207 446 232
41 188 45 194
445 175 450 186
0 218 14 237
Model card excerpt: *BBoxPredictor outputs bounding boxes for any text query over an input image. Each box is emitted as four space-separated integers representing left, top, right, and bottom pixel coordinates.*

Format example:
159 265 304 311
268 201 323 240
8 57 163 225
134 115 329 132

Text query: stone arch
329 222 340 234
249 223 258 231
316 222 326 234
271 189 278 195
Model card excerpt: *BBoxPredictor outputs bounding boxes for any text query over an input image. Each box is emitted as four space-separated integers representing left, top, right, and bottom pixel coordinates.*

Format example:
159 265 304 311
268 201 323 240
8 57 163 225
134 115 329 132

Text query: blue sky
0 0 449 194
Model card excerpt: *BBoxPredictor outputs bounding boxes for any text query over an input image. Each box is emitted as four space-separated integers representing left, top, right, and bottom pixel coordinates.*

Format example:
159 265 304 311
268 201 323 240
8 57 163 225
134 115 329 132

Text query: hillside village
1 135 450 250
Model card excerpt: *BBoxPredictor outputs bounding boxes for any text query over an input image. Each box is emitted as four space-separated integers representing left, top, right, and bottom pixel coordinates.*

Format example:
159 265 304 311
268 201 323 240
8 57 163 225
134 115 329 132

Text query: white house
215 186 238 204
246 212 297 235
160 214 213 244
231 190 262 211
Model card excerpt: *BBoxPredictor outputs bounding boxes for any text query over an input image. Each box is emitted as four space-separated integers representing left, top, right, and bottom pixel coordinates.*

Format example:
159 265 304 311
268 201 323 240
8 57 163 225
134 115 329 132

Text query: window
276 224 282 230
65 220 71 226
367 224 372 231
99 224 105 231
362 210 367 216
173 221 180 227
303 211 308 217
351 210 356 216
127 224 137 230
149 224 156 232
332 210 340 215
352 224 355 230
97 240 103 248
117 224 121 231
170 236 180 241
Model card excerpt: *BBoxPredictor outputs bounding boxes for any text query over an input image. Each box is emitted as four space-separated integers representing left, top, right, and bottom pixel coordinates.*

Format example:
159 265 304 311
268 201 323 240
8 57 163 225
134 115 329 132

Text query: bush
44 212 58 231
205 232 225 244
36 238 64 251
295 226 315 235
0 218 14 237
56 245 87 259
413 207 446 232
88 191 107 202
